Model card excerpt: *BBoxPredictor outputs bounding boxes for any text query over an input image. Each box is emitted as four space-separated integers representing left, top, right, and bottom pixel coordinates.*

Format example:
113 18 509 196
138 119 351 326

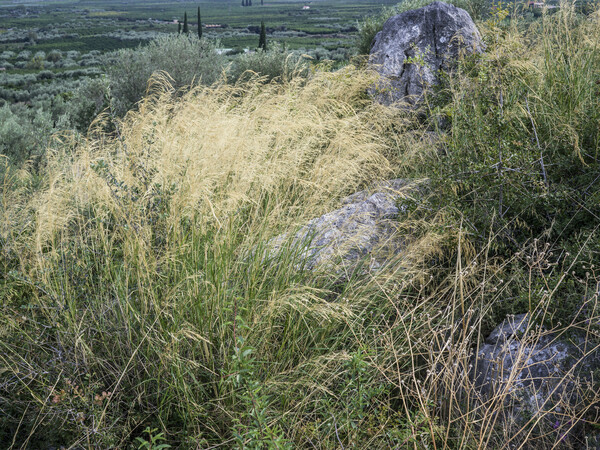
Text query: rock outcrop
369 1 483 107
269 179 426 274
472 313 600 443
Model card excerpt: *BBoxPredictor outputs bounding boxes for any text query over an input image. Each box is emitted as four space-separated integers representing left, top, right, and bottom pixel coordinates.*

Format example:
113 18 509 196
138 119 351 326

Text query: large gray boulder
369 1 483 106
472 314 600 445
269 179 426 274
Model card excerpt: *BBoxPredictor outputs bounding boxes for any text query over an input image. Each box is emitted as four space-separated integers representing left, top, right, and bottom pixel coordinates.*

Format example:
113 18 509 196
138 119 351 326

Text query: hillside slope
2 4 600 448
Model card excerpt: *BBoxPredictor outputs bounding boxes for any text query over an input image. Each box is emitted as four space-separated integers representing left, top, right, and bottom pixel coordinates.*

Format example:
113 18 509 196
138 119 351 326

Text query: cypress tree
198 6 202 38
178 21 182 34
258 20 267 51
183 12 189 34
249 0 252 5
261 0 263 5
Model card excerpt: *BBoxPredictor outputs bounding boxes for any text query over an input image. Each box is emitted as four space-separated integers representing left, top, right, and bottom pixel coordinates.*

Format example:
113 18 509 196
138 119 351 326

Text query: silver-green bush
106 34 227 115
228 43 308 83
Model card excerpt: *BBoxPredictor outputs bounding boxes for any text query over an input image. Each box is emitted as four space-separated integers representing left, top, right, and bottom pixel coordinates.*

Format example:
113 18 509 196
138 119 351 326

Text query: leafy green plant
135 427 171 450
229 331 291 449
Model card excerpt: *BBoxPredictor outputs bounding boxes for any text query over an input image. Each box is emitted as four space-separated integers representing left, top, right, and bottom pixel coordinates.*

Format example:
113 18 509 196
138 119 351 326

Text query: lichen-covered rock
472 313 600 444
369 1 483 106
269 179 426 274
474 314 580 402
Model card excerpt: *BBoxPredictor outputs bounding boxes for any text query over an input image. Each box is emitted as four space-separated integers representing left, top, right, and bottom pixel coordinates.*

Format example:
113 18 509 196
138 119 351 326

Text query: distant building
302 5 310 10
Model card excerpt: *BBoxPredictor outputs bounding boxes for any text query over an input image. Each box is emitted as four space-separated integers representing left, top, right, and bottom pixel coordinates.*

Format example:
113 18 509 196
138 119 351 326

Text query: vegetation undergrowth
428 2 600 324
2 2 600 448
0 66 430 447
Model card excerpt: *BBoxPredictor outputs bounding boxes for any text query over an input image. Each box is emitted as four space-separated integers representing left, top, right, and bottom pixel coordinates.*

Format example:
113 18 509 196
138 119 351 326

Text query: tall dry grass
1 66 439 447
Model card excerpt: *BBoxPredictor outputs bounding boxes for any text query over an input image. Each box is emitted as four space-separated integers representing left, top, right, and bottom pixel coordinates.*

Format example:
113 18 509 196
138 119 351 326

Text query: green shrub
36 70 54 80
0 104 53 167
46 49 62 62
428 4 600 270
64 76 112 131
26 55 45 70
105 34 227 115
17 50 31 61
228 43 308 83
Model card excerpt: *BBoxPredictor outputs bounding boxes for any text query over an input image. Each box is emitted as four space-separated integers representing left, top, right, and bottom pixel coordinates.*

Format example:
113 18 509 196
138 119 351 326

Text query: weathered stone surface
270 179 426 273
472 313 600 442
369 1 483 106
474 314 577 401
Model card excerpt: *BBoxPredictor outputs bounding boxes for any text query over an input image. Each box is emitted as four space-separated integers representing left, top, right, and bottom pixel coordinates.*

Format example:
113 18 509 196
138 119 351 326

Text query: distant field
0 0 399 107
0 0 400 53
